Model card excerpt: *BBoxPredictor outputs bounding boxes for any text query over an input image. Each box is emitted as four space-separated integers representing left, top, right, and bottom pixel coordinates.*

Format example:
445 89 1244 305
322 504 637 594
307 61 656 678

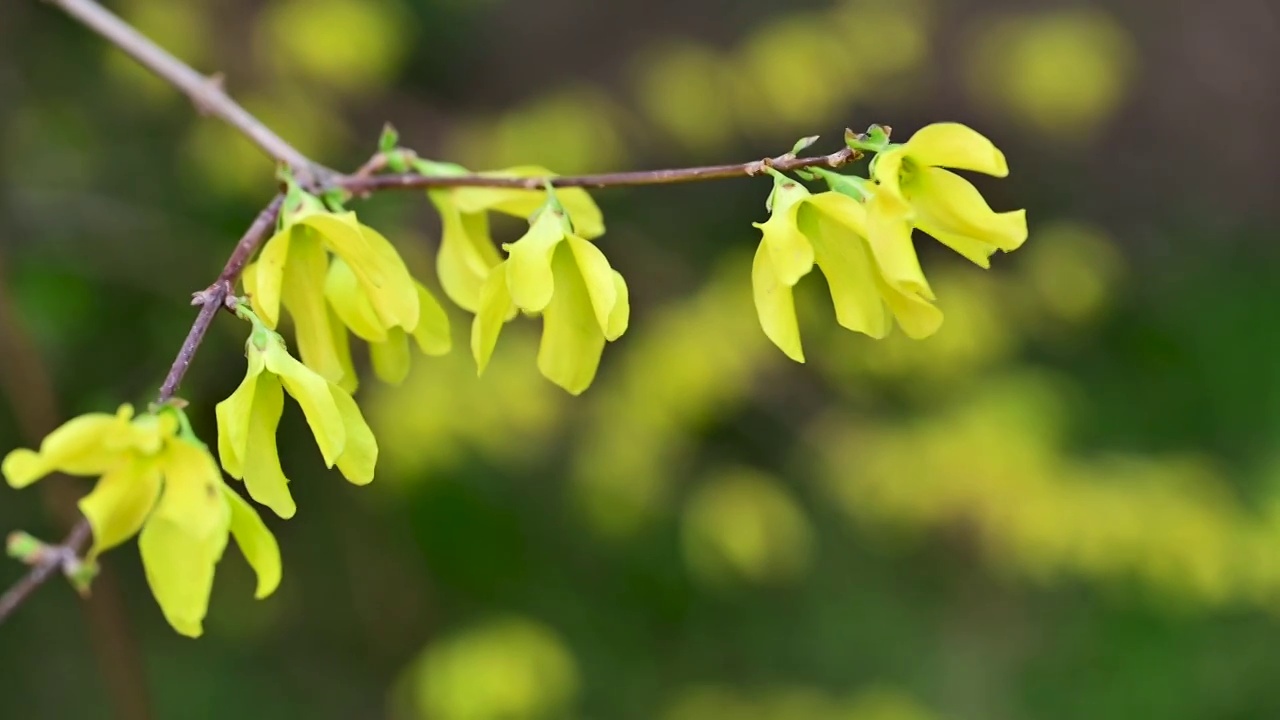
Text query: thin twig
0 196 282 626
41 0 332 187
338 148 858 193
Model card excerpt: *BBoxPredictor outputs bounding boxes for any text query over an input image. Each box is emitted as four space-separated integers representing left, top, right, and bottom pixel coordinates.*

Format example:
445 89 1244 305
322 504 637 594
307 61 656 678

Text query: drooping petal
299 213 419 331
215 351 267 479
223 485 281 599
153 438 232 541
78 457 162 558
2 410 134 487
451 166 606 238
876 274 945 340
430 192 501 312
818 192 935 301
281 229 346 384
755 182 814 286
505 209 566 313
138 515 226 638
411 282 452 356
537 244 607 395
263 343 346 467
325 256 388 343
870 148 909 203
565 235 618 333
241 374 295 519
908 168 1028 262
251 228 293 328
472 261 514 375
902 122 1009 177
370 329 411 385
799 204 891 339
751 241 804 363
331 386 377 485
328 307 359 395
605 270 629 342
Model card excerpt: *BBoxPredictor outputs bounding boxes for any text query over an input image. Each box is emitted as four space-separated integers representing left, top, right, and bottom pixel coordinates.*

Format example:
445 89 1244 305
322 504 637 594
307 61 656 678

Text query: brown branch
41 0 332 187
338 147 858 194
0 196 283 627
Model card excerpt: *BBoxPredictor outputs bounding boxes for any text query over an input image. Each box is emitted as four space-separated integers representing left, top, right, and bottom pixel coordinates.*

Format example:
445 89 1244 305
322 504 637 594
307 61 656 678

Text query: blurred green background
4 0 1280 718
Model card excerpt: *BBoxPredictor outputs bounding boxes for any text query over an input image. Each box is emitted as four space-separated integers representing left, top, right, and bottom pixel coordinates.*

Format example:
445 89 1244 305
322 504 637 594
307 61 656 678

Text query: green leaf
378 123 399 154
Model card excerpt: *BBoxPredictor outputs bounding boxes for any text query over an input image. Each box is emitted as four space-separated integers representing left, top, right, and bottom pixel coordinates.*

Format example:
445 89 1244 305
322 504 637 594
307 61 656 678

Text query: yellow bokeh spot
106 0 211 105
966 9 1137 138
409 617 579 720
447 88 627 174
258 0 410 95
1016 220 1124 326
632 42 738 153
681 467 815 587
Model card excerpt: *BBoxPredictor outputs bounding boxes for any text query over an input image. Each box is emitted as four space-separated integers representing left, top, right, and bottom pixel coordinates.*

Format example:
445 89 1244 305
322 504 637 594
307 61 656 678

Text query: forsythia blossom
868 122 1028 268
752 175 941 362
2 405 280 637
426 164 606 312
243 191 450 390
216 313 377 520
472 201 629 395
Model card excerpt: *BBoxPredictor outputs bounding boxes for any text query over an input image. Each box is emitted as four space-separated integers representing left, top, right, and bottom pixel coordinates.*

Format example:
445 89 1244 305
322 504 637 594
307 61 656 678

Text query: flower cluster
0 123 1023 637
750 123 1028 361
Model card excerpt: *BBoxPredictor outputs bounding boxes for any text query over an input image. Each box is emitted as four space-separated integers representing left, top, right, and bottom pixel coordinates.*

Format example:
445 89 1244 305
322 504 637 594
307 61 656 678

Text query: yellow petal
370 328 412 385
214 351 267 480
756 185 814 286
139 515 226 638
430 192 501 312
2 411 132 487
471 261 513 376
78 457 162 558
223 485 281 599
565 235 617 334
325 256 388 343
328 307 359 394
299 213 419 331
903 122 1009 177
411 282 452 356
240 374 295 519
331 385 377 485
870 147 909 203
822 192 935 301
537 244 607 394
799 203 891 339
505 209 566 313
452 166 606 238
281 230 346 384
605 270 629 342
751 241 804 363
909 168 1028 262
252 227 292 328
877 277 944 339
153 438 231 541
241 262 269 323
264 343 346 467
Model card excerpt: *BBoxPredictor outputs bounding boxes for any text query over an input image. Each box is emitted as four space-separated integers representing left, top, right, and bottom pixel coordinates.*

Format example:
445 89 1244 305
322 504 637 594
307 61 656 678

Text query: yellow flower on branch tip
216 322 377 520
246 207 420 386
471 205 629 395
324 257 452 386
1 406 281 638
752 179 942 363
428 165 605 312
869 122 1028 268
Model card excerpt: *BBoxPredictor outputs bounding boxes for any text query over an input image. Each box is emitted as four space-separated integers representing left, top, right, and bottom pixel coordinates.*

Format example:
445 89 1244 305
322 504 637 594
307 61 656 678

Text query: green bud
411 158 470 177
6 531 46 564
790 135 820 155
378 123 400 154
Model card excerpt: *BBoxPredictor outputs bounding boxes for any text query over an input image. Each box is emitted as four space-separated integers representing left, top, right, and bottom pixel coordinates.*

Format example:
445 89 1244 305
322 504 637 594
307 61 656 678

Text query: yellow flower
752 178 941 363
324 257 451 386
869 122 1028 267
472 204 629 395
244 203 420 389
2 405 281 638
216 322 377 519
428 165 605 312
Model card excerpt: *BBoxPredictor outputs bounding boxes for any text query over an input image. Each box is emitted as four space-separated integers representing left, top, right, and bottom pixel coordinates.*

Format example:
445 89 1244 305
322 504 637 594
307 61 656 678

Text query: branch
42 0 332 187
339 147 859 193
0 196 283 626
